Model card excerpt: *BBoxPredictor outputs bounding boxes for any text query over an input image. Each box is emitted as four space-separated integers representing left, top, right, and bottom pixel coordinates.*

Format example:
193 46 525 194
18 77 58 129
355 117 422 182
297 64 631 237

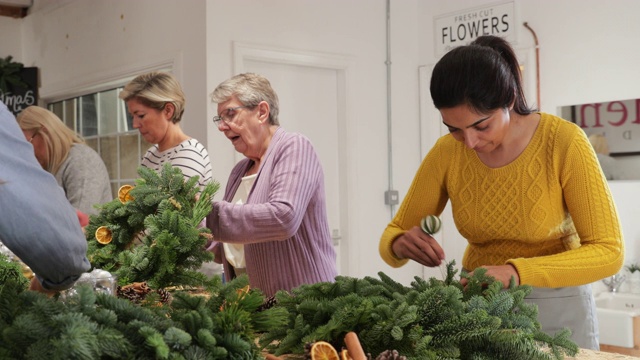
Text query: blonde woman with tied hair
119 71 212 191
17 106 111 215
120 71 218 278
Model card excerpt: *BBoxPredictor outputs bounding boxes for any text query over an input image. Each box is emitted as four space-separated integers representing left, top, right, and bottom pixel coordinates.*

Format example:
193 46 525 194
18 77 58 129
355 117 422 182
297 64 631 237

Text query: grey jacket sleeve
0 101 90 290
55 144 113 215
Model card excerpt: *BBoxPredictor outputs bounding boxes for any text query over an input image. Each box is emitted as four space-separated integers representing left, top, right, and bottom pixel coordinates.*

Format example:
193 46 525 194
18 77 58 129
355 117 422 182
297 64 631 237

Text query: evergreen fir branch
164 327 193 351
95 327 132 358
0 276 270 360
192 180 220 227
259 269 578 359
272 314 312 355
426 309 501 348
140 325 171 359
24 340 52 360
86 163 219 290
416 286 464 330
50 312 102 359
213 332 258 359
377 271 411 295
0 278 28 326
533 328 579 358
485 290 515 317
0 255 29 293
3 313 52 348
443 260 460 285
195 328 225 354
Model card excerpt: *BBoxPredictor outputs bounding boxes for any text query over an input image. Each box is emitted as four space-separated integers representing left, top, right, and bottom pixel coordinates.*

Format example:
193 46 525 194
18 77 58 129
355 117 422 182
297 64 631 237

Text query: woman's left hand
460 264 520 289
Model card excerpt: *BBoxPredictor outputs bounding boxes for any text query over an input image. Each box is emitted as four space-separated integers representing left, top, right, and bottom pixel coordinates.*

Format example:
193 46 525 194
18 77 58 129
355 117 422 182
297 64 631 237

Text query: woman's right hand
391 226 445 267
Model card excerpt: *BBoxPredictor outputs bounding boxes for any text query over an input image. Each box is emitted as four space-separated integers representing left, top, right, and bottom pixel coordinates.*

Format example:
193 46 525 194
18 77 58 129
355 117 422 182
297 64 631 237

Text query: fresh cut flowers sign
434 1 516 57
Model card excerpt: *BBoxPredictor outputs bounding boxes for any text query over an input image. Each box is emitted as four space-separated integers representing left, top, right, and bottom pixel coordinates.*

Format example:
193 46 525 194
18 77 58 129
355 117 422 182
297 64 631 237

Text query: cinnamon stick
344 332 367 360
264 354 282 360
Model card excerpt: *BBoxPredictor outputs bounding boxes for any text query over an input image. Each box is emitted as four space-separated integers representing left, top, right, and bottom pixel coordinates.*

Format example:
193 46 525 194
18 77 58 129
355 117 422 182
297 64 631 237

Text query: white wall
0 16 22 62
10 0 209 147
1 0 638 286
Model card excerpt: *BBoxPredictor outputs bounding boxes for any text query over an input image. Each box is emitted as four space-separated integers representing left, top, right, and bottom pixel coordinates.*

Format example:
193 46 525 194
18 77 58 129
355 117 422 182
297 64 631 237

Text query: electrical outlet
384 190 399 205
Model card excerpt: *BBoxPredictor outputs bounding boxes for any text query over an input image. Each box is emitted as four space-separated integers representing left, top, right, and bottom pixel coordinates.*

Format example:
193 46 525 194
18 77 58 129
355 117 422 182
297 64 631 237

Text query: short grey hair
210 73 280 125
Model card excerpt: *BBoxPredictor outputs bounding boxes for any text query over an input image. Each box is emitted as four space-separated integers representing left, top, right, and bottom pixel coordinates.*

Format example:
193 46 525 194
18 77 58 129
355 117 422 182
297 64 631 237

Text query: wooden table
571 349 640 359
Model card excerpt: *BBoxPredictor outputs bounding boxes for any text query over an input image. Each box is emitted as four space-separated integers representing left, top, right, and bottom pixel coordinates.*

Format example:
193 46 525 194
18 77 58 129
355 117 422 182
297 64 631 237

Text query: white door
238 53 347 275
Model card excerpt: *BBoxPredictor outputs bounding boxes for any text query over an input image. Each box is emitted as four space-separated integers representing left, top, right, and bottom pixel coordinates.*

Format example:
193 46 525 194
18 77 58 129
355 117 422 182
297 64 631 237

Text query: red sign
570 98 640 156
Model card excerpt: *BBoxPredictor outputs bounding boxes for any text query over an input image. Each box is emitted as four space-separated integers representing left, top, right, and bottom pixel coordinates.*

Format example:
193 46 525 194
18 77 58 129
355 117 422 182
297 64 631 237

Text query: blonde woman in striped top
119 71 212 190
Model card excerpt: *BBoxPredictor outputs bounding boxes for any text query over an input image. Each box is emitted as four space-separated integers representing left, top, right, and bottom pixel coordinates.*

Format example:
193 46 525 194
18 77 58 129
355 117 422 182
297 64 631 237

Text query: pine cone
374 350 406 360
118 285 144 303
257 295 277 312
156 288 172 304
117 282 171 305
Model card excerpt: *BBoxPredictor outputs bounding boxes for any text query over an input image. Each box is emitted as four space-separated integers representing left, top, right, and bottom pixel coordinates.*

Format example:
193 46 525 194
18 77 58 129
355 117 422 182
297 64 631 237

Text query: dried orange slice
95 226 113 245
118 184 134 203
340 349 353 360
310 341 339 360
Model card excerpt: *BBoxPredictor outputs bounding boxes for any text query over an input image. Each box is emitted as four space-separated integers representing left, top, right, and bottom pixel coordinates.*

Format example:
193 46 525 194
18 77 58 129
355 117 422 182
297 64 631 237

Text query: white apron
525 285 599 350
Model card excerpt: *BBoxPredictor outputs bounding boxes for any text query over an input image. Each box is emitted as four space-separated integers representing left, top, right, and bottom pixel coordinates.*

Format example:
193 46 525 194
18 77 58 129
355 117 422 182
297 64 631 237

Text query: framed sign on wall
433 1 516 57
563 98 640 156
0 58 39 116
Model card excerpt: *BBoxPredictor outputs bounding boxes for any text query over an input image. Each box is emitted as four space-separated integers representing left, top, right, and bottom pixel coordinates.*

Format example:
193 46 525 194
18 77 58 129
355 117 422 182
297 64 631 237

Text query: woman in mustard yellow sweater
379 35 623 350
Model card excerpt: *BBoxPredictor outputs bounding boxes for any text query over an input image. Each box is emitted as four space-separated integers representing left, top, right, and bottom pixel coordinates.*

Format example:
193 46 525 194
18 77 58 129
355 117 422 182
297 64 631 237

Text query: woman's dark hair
430 35 535 115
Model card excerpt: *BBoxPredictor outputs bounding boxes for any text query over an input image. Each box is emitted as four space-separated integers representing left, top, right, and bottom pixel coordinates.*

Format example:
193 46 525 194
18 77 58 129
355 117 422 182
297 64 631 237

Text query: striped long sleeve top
207 127 337 297
141 138 212 191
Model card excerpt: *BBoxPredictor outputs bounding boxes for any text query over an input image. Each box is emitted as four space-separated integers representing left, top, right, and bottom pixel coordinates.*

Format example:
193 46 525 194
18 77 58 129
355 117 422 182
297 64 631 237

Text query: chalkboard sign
0 67 39 116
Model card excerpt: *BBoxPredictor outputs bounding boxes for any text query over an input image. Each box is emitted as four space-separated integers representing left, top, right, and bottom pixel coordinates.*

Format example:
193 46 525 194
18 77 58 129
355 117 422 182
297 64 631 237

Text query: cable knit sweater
380 113 623 288
207 127 337 297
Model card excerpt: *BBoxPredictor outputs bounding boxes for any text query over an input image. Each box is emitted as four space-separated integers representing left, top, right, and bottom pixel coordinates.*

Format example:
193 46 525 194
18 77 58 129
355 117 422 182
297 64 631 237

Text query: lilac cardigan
207 127 337 297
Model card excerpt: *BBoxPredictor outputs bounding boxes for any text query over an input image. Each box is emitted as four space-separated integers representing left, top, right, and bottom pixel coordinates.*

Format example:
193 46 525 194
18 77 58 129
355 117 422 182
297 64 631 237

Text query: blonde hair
119 71 186 123
210 73 280 125
588 133 610 155
17 106 84 174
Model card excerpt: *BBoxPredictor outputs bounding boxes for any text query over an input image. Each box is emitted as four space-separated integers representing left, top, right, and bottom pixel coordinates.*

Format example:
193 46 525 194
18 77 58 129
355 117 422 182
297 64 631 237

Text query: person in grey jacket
17 105 112 215
0 100 91 292
207 73 337 297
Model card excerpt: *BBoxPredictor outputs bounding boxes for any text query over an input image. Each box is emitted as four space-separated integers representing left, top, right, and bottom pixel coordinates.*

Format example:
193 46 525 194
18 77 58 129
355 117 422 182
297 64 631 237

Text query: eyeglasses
212 105 252 128
27 131 39 143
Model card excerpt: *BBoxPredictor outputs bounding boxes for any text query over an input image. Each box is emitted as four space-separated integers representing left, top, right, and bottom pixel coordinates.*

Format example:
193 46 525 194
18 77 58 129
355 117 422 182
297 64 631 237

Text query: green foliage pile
85 164 220 289
0 275 288 359
0 254 29 293
260 262 579 360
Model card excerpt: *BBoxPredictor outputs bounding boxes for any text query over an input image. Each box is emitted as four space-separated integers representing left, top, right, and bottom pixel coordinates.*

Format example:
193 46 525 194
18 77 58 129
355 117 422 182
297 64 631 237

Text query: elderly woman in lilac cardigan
206 73 337 297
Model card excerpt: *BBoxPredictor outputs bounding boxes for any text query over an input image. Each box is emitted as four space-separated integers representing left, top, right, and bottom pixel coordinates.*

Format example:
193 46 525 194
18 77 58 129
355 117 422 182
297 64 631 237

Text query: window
48 87 153 198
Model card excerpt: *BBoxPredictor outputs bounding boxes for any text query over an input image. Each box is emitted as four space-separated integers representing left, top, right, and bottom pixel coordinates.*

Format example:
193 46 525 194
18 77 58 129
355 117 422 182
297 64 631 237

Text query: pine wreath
85 163 220 290
259 261 580 360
